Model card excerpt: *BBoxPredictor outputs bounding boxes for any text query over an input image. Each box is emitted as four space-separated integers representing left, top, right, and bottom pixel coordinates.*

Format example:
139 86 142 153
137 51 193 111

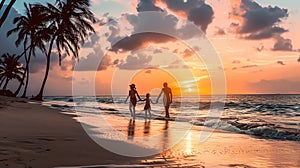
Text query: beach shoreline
1 96 299 168
0 96 150 168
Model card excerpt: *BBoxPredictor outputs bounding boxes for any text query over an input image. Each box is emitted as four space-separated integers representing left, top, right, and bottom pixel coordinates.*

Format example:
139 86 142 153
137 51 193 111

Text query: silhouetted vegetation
4 0 96 100
0 0 17 28
0 53 24 93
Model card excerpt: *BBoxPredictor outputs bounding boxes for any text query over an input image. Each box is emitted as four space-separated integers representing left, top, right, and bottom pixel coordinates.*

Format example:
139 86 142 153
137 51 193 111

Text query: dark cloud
297 56 300 63
231 0 290 42
161 0 214 33
110 32 175 52
273 36 293 51
277 61 285 65
117 53 153 70
249 79 300 93
164 0 202 12
239 6 288 34
136 0 163 12
245 27 287 40
109 12 204 52
187 3 214 33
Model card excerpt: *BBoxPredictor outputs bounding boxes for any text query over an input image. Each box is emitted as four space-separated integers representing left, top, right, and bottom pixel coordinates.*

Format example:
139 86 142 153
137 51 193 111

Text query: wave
45 95 300 142
50 103 118 113
191 117 300 141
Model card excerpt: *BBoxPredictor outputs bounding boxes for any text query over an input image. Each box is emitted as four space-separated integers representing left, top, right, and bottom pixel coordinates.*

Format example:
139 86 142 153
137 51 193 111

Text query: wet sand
1 96 299 168
0 96 144 168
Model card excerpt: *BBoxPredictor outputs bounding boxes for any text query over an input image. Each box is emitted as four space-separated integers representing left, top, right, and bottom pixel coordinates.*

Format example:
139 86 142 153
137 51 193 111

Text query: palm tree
32 0 96 100
0 0 17 28
0 53 24 91
7 3 48 97
0 0 5 11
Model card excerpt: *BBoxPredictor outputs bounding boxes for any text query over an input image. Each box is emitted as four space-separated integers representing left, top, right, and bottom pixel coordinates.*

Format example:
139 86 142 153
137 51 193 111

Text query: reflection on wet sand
127 119 135 140
143 120 151 135
161 120 170 152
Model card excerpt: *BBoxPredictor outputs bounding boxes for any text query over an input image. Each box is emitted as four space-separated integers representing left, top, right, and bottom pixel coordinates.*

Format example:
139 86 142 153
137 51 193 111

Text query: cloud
245 27 288 40
230 0 290 41
109 11 203 52
117 53 153 70
83 32 100 48
272 36 293 51
240 6 288 34
233 64 257 70
162 0 214 33
241 65 257 69
75 45 114 71
136 0 163 12
276 61 285 66
110 32 175 52
232 60 241 64
298 56 300 63
249 79 300 93
187 3 214 33
182 49 193 58
215 27 226 36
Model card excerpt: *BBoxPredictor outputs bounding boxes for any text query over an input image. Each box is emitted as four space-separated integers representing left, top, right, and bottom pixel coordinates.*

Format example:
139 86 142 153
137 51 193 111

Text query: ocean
43 94 300 142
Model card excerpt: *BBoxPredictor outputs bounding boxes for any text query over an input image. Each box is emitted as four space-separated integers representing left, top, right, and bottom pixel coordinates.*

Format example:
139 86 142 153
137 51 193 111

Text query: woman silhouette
125 84 141 120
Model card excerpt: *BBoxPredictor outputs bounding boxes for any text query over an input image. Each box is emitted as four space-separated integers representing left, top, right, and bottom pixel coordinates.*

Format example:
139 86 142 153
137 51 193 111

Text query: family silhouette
125 82 173 120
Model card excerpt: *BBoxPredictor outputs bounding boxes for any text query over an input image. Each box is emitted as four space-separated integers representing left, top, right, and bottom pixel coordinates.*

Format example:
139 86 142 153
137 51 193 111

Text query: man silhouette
156 82 173 118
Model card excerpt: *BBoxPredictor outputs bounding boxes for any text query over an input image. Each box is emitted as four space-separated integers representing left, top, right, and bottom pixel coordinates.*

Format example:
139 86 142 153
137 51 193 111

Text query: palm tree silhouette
0 53 24 91
0 0 17 29
7 3 49 97
32 0 96 101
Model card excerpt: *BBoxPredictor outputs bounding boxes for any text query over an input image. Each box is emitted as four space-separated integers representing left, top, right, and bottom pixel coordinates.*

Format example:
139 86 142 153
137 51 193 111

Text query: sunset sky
1 0 300 96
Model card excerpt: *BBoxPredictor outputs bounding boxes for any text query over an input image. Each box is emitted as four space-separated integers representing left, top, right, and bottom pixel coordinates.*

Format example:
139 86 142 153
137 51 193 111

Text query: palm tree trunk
0 0 16 29
0 0 5 11
33 37 55 101
21 53 31 98
13 68 25 96
14 43 29 97
3 78 9 90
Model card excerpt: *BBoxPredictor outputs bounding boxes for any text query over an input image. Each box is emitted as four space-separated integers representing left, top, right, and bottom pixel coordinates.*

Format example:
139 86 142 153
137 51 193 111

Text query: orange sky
55 0 300 96
5 0 299 96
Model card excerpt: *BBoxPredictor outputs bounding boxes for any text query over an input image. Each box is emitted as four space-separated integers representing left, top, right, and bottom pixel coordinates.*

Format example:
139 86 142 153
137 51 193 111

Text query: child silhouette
141 93 156 119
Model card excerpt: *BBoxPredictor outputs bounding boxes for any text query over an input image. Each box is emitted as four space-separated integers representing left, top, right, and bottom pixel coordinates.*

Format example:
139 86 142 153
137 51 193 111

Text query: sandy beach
0 96 145 168
0 96 299 168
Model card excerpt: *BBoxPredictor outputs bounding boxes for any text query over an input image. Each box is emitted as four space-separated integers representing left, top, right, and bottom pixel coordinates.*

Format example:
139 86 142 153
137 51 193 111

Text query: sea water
43 94 300 142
